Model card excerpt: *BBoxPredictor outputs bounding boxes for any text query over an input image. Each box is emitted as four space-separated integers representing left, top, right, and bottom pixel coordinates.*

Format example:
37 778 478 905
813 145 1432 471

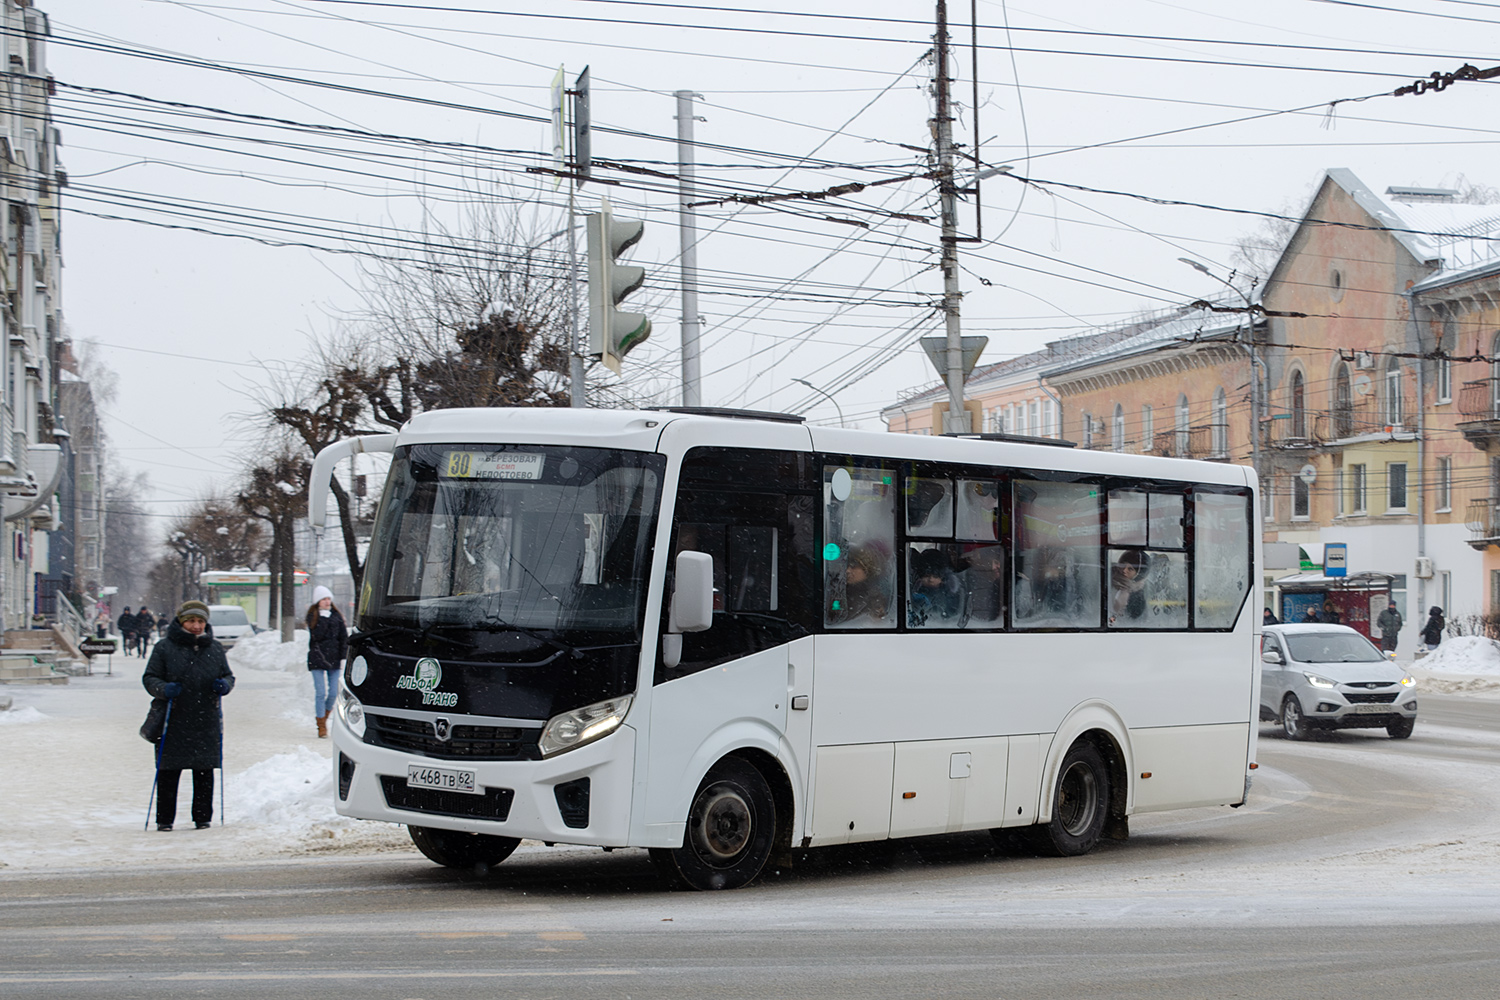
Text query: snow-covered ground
0 631 409 870
1 632 1496 873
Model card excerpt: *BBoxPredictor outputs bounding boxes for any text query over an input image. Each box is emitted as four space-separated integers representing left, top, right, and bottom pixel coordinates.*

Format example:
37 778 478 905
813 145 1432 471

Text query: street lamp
1179 258 1263 481
792 378 846 428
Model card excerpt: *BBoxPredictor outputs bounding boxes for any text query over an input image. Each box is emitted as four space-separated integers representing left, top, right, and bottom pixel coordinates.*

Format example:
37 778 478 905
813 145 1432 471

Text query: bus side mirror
662 551 714 670
670 551 714 634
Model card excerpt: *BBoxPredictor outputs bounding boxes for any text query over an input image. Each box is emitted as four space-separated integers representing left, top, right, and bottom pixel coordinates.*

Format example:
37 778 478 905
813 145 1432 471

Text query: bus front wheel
1030 741 1110 857
408 825 520 871
651 756 776 890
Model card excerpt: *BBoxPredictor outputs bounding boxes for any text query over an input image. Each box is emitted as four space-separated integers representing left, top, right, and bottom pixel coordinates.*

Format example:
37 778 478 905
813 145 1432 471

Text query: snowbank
228 628 308 672
0 704 46 725
1411 635 1500 694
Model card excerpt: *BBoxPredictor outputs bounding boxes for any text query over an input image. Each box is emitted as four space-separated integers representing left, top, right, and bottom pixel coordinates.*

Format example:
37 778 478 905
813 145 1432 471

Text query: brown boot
316 714 328 739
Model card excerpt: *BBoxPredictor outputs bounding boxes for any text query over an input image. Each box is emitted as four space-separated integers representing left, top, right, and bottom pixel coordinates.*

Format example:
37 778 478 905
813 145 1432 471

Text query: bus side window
825 466 897 629
1194 491 1251 629
658 448 818 681
1012 480 1102 629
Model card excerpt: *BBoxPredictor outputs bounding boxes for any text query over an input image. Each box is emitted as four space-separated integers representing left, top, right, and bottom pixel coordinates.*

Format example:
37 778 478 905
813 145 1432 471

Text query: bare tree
102 471 153 607
237 453 310 642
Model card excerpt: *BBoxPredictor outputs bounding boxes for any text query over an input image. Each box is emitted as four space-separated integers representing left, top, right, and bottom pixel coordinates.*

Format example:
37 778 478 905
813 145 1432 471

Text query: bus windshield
360 445 664 636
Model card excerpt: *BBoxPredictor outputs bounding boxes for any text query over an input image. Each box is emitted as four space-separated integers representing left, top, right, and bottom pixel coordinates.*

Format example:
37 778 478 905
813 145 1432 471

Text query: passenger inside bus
961 545 1005 624
908 546 963 627
836 543 891 623
1110 549 1148 622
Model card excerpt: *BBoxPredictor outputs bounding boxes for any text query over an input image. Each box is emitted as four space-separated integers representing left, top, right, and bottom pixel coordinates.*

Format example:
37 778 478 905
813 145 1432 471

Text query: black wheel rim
1056 760 1099 837
690 783 753 865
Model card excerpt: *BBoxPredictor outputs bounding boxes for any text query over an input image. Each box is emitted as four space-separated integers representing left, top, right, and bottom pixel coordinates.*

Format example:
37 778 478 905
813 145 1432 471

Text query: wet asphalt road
2 696 1497 999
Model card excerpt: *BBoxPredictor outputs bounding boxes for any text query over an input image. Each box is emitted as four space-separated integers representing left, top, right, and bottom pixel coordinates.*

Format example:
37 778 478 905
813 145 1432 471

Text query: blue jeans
312 669 339 717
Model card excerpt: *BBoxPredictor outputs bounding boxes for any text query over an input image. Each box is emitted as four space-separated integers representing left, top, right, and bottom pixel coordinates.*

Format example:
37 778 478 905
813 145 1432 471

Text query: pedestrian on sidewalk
1421 606 1445 652
117 606 137 657
1376 601 1403 653
143 600 234 831
306 585 346 739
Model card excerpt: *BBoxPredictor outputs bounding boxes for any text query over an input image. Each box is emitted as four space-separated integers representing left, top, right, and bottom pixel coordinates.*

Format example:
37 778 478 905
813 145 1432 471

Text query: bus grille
1344 692 1399 704
366 713 542 761
380 776 515 821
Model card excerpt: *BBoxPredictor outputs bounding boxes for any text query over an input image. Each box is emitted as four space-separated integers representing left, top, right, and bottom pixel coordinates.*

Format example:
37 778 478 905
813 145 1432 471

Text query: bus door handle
791 695 810 711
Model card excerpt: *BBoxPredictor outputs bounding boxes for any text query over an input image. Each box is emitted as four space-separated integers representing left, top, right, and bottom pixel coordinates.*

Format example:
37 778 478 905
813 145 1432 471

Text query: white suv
1260 624 1417 740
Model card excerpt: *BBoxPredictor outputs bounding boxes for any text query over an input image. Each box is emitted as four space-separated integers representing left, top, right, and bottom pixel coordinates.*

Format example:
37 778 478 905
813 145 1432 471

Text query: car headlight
539 695 632 758
1400 675 1416 688
1303 672 1337 689
336 686 366 738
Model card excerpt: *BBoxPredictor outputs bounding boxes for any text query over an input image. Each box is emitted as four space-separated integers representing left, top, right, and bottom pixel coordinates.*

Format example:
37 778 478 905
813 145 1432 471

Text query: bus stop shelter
1273 571 1394 642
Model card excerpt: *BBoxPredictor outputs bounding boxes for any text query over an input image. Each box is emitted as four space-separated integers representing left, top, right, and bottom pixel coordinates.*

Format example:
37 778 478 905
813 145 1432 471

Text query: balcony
1466 497 1500 549
1146 426 1224 460
1457 379 1500 450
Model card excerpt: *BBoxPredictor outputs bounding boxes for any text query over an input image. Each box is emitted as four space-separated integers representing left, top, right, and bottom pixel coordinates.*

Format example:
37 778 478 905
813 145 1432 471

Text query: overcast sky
49 0 1500 531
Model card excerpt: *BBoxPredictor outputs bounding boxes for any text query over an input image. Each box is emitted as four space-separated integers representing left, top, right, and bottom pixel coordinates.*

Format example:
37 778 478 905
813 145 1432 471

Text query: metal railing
1466 497 1500 544
54 590 87 643
1458 379 1500 420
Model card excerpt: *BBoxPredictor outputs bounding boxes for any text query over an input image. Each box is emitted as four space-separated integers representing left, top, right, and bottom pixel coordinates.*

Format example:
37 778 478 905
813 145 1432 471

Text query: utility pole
676 90 703 407
934 0 967 433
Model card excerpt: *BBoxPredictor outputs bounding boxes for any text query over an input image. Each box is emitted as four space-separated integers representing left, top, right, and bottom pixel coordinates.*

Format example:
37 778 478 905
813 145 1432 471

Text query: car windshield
360 444 664 635
1285 631 1385 663
210 607 250 627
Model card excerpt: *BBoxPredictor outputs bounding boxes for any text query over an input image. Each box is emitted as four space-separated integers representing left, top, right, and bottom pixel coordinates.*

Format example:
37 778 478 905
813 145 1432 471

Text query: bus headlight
539 695 633 758
337 687 366 738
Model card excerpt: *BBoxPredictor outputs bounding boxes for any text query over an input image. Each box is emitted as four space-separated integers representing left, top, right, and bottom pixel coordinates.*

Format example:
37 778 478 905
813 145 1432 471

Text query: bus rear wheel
408 825 520 871
1030 741 1110 857
651 756 776 890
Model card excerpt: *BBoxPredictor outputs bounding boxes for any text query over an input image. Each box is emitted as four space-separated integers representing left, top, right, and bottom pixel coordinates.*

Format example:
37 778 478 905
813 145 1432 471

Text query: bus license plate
407 765 480 795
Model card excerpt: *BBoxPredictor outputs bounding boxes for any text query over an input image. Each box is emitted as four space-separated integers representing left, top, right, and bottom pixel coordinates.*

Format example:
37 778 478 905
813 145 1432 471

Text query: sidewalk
0 632 408 871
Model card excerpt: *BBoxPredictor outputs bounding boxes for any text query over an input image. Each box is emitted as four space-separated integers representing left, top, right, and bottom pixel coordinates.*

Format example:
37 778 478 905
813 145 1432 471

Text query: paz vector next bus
312 407 1260 890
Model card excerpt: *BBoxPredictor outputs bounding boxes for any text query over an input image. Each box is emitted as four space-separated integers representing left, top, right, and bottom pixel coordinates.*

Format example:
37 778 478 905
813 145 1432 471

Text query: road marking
221 934 298 942
0 969 638 984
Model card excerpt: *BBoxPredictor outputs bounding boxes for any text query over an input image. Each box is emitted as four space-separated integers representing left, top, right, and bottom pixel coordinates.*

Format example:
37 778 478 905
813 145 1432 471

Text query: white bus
311 407 1259 890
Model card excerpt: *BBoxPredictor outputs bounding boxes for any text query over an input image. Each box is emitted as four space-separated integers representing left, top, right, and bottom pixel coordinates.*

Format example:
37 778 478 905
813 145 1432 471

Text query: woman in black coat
142 601 234 831
306 585 347 739
1421 606 1445 651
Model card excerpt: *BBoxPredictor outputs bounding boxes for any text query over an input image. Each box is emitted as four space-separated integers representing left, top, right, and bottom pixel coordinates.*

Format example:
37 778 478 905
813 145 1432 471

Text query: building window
1112 404 1125 452
1437 327 1452 403
83 541 97 567
1175 394 1190 456
1351 463 1367 514
1212 387 1228 457
1082 412 1093 449
1291 370 1306 438
1385 362 1404 428
1440 570 1451 614
1335 364 1356 438
1436 457 1452 512
80 491 95 520
1336 469 1345 517
1387 462 1408 512
1006 404 1016 434
1293 476 1310 519
1141 404 1153 452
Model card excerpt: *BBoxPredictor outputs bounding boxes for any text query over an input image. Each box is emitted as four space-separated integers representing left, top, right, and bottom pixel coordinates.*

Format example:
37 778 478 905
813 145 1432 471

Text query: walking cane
217 693 226 826
143 699 174 831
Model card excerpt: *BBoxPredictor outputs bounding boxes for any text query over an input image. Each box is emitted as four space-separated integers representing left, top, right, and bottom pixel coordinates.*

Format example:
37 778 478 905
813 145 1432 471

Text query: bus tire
652 756 776 891
1030 741 1109 858
408 825 520 871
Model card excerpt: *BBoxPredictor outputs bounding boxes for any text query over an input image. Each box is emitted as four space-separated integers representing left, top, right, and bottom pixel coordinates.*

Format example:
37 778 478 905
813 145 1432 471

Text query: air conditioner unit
1355 351 1376 370
1415 556 1434 579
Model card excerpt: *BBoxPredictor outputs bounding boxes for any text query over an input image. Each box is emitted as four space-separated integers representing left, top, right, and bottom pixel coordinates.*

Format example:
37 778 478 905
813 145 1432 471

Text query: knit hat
312 585 334 604
177 600 211 623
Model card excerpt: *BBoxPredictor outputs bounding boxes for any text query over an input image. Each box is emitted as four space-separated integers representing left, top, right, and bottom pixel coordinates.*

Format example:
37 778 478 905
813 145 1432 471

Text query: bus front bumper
331 712 638 846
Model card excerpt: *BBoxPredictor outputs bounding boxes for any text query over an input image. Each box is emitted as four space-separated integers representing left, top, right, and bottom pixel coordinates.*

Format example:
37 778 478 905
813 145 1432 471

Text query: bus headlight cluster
539 695 632 758
337 686 366 738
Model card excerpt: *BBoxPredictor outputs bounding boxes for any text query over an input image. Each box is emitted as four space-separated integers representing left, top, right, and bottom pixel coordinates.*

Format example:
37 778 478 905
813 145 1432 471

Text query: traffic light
586 201 650 373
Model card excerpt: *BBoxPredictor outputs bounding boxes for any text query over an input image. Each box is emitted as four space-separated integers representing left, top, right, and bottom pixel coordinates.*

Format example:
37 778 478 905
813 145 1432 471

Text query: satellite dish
1353 373 1373 397
1299 464 1317 484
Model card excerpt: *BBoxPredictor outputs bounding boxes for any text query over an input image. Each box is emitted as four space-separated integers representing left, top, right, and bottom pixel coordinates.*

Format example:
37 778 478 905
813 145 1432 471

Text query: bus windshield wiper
433 618 584 659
